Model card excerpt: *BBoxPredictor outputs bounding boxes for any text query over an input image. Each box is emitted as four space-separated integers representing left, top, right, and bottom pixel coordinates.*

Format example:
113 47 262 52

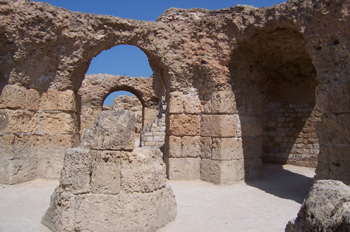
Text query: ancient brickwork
1 0 350 185
0 85 80 184
79 74 158 136
262 103 321 167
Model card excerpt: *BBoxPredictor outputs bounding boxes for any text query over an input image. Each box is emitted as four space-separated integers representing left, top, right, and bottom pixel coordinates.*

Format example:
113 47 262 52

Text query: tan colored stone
211 90 237 114
5 109 38 133
121 148 166 193
201 115 236 137
37 148 66 179
51 134 80 148
60 148 96 194
40 89 59 111
91 151 121 194
168 114 200 136
39 112 78 134
183 94 202 114
182 136 201 157
200 158 244 184
26 88 40 111
57 90 80 112
167 91 183 114
212 138 243 160
168 157 201 180
0 84 26 109
166 135 182 158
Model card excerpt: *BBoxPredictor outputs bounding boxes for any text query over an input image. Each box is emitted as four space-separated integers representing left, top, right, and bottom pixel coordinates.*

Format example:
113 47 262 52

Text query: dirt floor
0 163 315 232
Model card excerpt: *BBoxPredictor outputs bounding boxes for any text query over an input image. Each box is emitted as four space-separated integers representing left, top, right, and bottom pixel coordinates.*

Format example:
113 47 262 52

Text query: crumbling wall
1 0 350 185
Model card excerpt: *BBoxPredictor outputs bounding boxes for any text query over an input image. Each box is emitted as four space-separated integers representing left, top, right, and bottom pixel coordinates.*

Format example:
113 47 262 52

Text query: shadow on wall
245 164 314 204
229 28 318 180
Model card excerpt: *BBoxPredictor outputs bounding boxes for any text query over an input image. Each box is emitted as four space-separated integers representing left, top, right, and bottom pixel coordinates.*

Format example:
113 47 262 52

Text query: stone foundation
42 110 177 231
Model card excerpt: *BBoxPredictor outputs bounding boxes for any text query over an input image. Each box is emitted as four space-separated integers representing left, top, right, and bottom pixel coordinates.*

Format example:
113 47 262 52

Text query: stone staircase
140 97 166 149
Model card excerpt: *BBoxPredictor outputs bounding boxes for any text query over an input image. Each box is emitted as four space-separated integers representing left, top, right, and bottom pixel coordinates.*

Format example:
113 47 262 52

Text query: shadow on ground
245 163 315 204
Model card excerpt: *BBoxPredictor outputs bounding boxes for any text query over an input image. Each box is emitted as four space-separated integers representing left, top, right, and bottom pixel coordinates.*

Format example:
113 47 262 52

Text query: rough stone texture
42 110 177 231
81 110 136 151
286 180 350 232
1 0 350 185
79 74 158 135
166 158 201 180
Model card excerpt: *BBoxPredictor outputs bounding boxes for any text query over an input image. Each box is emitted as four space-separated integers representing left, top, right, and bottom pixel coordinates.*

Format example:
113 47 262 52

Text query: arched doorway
229 28 318 179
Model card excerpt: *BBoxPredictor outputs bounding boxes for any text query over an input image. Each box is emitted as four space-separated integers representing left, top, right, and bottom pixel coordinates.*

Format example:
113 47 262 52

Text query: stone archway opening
230 28 318 180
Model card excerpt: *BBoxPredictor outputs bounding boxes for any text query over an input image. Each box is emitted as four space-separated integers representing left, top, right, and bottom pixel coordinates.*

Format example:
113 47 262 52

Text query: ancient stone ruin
42 110 177 231
2 0 350 230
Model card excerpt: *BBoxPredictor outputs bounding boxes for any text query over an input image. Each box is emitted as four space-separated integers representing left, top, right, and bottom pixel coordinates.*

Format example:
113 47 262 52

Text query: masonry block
244 158 262 179
183 94 202 114
211 90 237 114
240 115 262 137
2 109 38 133
166 135 182 158
58 90 81 113
26 88 40 110
91 151 121 194
212 137 243 160
200 158 244 184
40 88 59 111
201 114 236 137
167 157 201 180
168 114 200 136
0 84 26 109
167 91 183 114
39 112 78 134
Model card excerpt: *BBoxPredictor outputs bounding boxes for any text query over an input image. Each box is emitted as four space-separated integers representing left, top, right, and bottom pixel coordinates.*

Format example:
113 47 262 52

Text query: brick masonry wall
0 85 80 184
262 102 320 167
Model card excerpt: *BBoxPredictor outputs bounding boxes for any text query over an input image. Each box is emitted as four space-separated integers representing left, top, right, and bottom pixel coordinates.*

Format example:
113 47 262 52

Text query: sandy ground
0 164 315 232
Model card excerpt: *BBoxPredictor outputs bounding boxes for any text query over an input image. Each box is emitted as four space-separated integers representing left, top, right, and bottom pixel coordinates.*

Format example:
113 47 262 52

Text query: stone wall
79 74 158 136
1 0 350 185
0 85 80 184
262 103 320 167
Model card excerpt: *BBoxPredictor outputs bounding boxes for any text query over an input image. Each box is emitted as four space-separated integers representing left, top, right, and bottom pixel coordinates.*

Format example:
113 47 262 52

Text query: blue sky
35 0 286 104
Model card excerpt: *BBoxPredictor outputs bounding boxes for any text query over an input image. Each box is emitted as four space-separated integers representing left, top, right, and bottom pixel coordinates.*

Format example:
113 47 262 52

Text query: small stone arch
79 74 159 136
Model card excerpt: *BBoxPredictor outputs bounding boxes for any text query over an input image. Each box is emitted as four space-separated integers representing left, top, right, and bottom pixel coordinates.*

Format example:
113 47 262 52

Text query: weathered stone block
26 88 40 110
183 94 202 114
211 90 237 114
167 91 183 114
315 145 330 181
200 137 212 158
212 138 243 160
166 135 182 158
82 110 135 150
3 109 37 133
40 88 59 111
167 114 200 136
37 148 66 179
240 115 262 137
182 136 201 157
60 148 96 194
0 84 26 109
200 115 236 137
91 151 121 194
39 112 78 134
57 90 81 113
168 157 201 180
51 134 80 148
200 158 244 184
121 149 166 193
6 155 38 184
327 145 350 184
72 189 176 232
